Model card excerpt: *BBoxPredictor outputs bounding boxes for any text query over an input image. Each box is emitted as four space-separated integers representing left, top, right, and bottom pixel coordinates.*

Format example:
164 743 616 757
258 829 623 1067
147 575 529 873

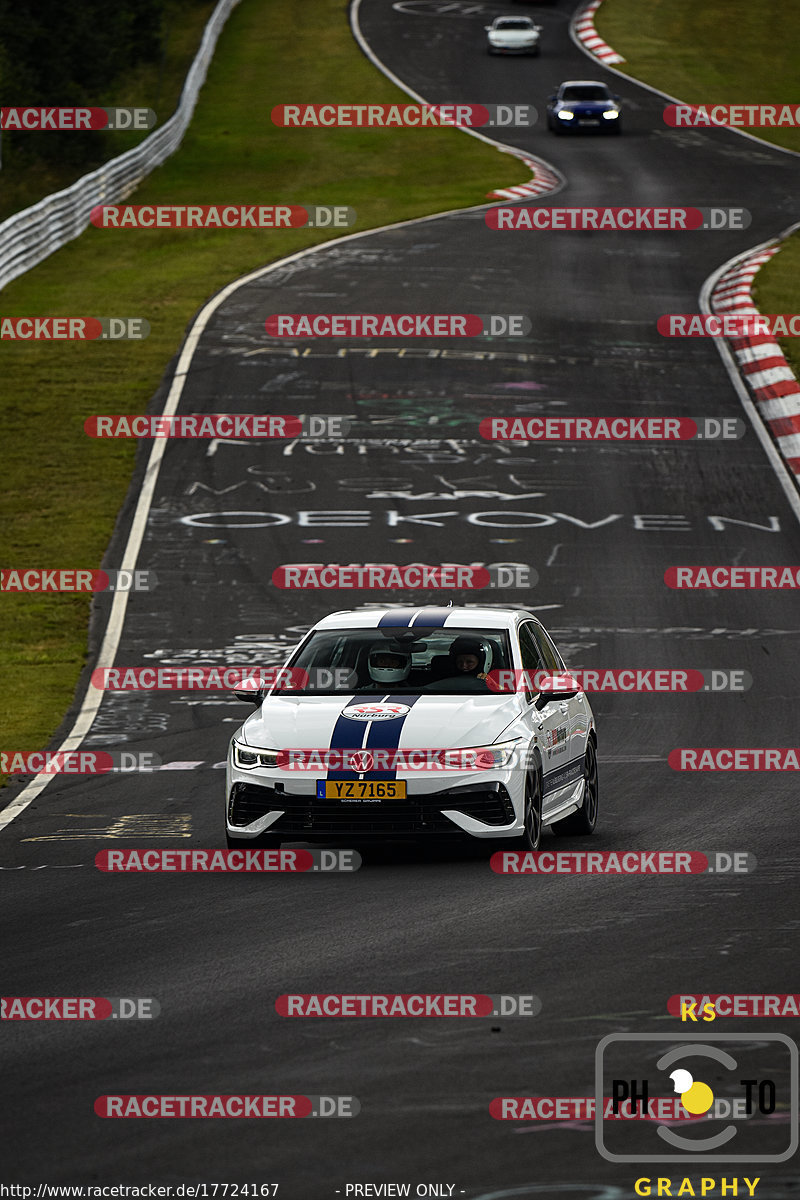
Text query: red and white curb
711 244 800 481
572 0 625 66
488 157 561 201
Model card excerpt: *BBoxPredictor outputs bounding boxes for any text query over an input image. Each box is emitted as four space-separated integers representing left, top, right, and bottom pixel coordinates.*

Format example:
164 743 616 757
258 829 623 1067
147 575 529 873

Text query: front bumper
488 41 539 53
226 765 526 840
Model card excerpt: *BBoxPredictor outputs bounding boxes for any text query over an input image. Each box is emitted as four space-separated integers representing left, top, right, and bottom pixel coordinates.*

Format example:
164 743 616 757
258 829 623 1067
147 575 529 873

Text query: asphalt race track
3 1 800 1194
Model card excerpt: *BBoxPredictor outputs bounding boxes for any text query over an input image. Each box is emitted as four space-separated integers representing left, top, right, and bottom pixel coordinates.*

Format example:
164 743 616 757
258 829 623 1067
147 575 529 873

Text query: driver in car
364 643 412 689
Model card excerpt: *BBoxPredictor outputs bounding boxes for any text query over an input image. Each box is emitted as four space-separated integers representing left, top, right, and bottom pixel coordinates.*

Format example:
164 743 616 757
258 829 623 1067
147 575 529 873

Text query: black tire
552 739 598 836
226 827 282 849
515 764 543 850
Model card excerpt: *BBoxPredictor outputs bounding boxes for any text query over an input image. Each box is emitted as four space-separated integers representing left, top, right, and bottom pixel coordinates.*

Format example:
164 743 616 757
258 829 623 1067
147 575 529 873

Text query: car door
530 621 589 794
517 622 574 819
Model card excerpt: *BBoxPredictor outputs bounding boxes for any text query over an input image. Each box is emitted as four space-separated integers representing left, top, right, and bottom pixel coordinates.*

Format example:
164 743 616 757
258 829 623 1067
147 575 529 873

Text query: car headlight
602 109 619 119
558 110 575 120
232 740 278 769
454 740 522 770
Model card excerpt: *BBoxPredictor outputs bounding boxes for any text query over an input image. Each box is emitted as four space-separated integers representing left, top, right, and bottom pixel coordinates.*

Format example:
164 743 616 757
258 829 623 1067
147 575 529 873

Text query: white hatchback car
485 16 542 55
225 607 597 849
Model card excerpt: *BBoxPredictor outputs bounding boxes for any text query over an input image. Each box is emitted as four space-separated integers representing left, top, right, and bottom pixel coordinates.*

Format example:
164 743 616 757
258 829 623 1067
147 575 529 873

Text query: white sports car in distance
485 16 542 55
225 607 597 850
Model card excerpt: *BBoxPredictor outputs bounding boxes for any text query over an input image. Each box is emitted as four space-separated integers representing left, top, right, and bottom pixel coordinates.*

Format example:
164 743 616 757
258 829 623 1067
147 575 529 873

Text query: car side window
518 624 545 671
526 622 563 672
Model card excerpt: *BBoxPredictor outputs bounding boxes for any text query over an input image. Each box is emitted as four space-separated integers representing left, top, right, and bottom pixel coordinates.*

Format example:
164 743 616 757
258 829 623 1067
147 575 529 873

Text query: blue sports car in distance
547 80 622 134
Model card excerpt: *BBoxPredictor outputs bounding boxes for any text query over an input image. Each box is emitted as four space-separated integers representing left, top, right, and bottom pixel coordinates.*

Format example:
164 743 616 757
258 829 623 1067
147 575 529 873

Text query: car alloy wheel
552 738 598 836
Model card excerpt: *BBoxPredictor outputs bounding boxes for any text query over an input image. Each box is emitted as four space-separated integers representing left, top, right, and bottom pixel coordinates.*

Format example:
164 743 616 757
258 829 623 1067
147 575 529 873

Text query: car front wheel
552 739 598 836
516 765 543 850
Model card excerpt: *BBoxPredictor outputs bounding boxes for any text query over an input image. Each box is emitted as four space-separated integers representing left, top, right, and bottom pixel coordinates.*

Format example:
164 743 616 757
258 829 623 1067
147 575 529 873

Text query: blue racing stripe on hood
363 694 421 780
326 694 373 782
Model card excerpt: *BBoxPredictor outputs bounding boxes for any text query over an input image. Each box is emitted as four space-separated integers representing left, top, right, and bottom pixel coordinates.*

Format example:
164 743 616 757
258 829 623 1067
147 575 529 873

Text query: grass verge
595 1 800 419
0 0 529 767
595 0 800 154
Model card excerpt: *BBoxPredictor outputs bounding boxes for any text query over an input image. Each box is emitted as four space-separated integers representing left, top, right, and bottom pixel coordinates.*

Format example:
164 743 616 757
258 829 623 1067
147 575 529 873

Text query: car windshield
495 19 533 28
275 626 515 695
561 85 610 101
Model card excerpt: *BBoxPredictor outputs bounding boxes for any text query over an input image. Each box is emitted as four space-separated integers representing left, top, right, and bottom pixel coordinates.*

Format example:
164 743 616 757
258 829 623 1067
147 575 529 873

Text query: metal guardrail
0 0 241 293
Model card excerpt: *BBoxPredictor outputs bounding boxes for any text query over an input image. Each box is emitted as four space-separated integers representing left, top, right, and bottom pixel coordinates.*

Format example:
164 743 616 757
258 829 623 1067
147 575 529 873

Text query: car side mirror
232 688 264 705
548 95 556 102
534 687 579 709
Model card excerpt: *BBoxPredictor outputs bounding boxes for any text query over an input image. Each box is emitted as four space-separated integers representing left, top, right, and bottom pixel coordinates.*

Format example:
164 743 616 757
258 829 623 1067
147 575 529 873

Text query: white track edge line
0 0 566 835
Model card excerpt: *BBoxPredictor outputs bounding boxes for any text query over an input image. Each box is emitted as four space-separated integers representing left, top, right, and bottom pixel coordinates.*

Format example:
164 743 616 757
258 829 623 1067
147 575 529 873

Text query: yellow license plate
317 780 407 802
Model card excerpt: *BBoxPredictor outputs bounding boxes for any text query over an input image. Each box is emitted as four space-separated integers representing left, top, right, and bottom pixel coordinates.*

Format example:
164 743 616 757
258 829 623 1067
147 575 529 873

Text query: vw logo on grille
348 751 374 773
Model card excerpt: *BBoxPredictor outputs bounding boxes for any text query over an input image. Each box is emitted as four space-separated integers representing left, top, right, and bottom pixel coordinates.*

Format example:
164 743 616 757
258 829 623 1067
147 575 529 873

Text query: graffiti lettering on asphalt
178 510 783 532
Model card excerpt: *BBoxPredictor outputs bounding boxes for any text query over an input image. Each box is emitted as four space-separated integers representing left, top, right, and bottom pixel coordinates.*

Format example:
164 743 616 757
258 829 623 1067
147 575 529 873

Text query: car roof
559 80 609 88
312 607 542 632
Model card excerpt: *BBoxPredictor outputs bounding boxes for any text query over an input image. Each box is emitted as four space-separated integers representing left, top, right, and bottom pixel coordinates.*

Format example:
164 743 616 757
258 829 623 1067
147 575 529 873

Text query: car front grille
228 782 514 835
